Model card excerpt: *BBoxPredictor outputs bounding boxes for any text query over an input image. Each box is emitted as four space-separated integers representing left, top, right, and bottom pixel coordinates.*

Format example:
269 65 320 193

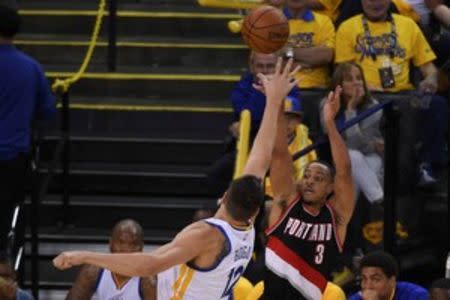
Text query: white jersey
157 218 255 300
95 269 142 300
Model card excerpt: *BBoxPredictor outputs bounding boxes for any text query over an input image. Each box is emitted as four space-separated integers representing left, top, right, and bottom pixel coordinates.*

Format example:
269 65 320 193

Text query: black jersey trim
265 194 301 236
326 203 344 253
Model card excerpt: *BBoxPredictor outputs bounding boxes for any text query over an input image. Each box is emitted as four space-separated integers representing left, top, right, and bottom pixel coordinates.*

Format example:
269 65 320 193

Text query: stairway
15 0 247 297
13 0 449 297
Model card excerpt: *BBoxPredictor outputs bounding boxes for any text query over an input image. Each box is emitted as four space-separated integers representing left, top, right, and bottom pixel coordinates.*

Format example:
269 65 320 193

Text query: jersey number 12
221 265 244 298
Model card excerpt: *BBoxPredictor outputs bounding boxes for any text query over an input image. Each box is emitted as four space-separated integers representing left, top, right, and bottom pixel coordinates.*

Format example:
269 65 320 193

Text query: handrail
51 0 106 94
30 1 108 297
233 110 251 179
292 100 392 161
14 246 23 273
6 205 20 258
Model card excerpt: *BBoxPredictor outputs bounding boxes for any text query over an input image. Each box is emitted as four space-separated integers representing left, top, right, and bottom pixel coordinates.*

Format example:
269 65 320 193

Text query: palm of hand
324 88 342 122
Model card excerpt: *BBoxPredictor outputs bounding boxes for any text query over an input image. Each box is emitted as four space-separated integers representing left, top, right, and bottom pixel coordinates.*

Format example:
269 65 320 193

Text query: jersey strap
171 264 196 300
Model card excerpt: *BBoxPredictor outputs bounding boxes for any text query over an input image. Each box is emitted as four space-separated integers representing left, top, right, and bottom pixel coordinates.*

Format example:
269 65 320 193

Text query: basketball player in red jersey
263 86 356 299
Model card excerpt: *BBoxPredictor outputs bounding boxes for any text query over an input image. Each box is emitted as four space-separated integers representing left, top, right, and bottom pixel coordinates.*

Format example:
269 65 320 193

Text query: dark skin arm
325 88 355 243
66 264 100 300
268 104 298 228
140 276 157 300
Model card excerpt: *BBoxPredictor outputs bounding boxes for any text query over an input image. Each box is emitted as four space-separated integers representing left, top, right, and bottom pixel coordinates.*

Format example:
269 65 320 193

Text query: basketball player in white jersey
53 58 300 300
66 219 155 300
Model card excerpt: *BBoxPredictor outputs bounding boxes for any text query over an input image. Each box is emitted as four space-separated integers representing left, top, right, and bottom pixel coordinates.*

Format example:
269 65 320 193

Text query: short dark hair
0 5 21 38
360 251 399 278
111 219 144 243
306 160 336 180
224 175 264 222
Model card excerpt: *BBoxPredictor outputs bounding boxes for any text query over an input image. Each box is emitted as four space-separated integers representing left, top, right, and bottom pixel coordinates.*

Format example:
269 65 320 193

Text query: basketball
241 5 290 54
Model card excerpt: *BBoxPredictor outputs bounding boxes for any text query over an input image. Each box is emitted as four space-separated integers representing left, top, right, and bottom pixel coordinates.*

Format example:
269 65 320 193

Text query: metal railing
29 0 112 298
7 205 24 279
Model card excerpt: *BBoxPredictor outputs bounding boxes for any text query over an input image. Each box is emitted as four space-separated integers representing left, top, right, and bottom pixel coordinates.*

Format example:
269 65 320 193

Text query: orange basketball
241 5 290 54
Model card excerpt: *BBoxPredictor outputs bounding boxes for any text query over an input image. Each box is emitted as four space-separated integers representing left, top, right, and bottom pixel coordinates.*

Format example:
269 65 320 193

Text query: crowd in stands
0 0 449 298
208 0 449 297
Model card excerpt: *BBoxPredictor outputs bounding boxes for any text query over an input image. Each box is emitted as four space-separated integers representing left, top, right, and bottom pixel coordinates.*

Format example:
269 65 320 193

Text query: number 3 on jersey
315 244 324 264
221 265 244 298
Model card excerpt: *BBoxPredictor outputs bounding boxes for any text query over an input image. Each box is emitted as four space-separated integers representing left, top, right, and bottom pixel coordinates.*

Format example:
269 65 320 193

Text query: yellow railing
295 124 317 179
51 0 106 93
197 0 263 9
233 110 251 179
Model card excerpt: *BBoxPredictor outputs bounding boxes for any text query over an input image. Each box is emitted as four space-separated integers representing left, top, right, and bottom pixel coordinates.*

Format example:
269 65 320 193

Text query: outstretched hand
253 57 300 108
323 85 342 125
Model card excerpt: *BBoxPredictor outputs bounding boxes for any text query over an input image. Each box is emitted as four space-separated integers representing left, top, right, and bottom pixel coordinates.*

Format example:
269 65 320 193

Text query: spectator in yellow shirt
280 0 335 88
335 0 448 230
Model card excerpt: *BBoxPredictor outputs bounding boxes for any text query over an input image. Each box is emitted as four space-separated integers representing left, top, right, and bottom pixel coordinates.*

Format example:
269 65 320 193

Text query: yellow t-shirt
233 277 254 300
316 0 342 22
322 282 346 300
289 11 335 88
335 14 436 92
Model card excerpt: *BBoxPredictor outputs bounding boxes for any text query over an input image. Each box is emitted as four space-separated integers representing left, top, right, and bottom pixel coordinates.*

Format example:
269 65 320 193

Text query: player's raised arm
242 57 299 180
53 222 218 277
267 100 298 227
324 87 355 230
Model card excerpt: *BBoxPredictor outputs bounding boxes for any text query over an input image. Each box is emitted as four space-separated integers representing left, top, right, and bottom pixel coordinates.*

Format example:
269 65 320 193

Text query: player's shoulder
182 219 225 241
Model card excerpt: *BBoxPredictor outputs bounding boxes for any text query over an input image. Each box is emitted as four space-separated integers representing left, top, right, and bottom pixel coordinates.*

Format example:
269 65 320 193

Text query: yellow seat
233 277 254 300
322 282 346 300
246 281 264 300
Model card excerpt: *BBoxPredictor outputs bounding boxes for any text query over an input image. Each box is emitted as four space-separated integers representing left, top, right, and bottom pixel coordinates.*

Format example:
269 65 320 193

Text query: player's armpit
66 264 100 300
267 198 289 228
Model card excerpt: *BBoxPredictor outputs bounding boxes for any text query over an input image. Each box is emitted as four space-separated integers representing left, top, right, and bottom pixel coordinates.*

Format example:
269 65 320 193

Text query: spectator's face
299 163 333 205
361 267 396 300
268 0 285 8
286 0 307 10
251 53 277 84
285 114 301 136
341 66 365 100
110 231 143 254
362 0 391 21
0 263 14 280
430 288 450 300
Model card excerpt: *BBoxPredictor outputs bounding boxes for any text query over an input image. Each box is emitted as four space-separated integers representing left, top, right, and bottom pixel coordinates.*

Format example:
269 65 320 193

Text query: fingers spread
327 91 334 102
256 73 267 84
283 58 293 76
275 57 283 75
289 65 301 78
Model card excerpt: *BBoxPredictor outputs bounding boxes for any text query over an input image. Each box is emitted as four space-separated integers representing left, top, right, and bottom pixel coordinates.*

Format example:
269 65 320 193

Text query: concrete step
15 34 247 69
38 135 224 165
25 194 214 229
44 68 240 103
36 162 210 196
40 106 232 140
18 8 241 39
